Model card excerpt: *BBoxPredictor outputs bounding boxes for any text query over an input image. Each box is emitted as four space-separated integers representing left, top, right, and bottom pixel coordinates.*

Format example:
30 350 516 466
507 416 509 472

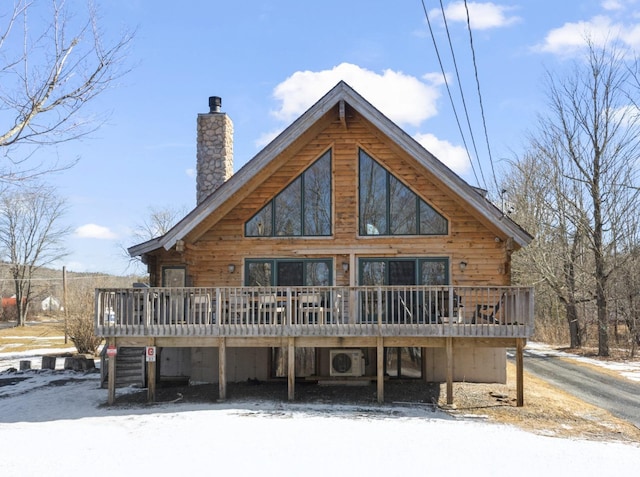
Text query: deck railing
95 286 534 338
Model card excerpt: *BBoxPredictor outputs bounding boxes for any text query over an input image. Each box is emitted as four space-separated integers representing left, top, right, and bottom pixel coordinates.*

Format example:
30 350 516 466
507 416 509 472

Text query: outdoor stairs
101 346 146 389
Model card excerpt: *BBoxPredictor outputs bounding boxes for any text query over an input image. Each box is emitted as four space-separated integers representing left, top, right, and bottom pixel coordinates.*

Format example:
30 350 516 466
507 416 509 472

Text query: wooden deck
95 285 534 339
97 285 533 407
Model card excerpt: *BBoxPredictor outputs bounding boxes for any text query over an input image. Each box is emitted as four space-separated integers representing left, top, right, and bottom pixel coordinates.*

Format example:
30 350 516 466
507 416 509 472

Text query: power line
420 0 482 188
437 0 488 191
463 0 500 193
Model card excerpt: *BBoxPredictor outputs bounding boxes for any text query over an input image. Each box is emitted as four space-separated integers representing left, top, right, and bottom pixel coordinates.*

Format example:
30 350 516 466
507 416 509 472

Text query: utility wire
437 0 488 191
464 0 500 193
420 0 482 188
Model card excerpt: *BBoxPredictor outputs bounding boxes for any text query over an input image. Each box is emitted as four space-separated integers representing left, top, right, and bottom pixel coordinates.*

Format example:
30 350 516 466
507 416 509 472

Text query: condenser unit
329 349 365 377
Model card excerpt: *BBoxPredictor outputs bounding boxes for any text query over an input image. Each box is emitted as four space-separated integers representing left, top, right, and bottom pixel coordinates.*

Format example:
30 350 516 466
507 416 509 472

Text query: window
359 258 449 286
359 258 450 326
246 150 331 237
245 259 332 286
162 267 186 287
359 149 448 236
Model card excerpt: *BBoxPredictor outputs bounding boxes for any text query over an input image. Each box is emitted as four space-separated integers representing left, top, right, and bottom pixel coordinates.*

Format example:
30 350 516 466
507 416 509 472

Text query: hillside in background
0 262 145 321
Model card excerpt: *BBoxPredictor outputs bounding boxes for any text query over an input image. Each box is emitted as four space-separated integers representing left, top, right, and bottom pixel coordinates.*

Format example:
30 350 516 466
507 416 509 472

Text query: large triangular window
246 150 332 237
359 149 447 236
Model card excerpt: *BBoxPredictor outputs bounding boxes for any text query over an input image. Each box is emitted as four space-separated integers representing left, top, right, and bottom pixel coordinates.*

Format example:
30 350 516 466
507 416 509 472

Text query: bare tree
122 205 187 273
0 184 69 325
132 205 187 243
526 42 640 356
0 0 133 181
506 152 592 348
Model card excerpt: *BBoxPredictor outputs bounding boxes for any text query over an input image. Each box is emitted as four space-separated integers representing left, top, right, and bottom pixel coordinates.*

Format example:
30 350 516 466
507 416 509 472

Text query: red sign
106 345 117 358
146 346 156 362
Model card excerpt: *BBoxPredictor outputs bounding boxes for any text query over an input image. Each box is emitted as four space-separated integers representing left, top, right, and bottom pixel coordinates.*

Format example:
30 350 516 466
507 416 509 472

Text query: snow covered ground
1 344 639 476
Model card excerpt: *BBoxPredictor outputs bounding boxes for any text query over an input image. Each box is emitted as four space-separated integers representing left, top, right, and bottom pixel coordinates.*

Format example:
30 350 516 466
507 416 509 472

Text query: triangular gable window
359 149 448 236
246 150 332 237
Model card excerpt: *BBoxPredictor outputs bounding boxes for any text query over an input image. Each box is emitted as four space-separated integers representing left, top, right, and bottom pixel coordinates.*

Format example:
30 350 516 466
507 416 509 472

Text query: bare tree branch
0 0 134 182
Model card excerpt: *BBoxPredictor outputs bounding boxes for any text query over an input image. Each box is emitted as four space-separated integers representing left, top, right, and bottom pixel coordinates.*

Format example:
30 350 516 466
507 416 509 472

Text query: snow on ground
0 347 78 371
1 350 640 475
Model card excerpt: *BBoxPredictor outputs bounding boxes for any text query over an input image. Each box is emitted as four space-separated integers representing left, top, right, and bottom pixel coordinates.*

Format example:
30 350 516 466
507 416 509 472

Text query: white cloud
271 63 442 127
535 15 640 56
429 2 520 30
414 133 470 175
255 129 282 149
185 168 195 178
74 224 118 240
602 0 624 10
264 64 470 176
601 0 638 10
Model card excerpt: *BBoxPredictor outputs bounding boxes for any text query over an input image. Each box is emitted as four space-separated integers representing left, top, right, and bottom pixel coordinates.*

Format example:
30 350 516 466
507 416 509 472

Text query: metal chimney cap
209 96 222 113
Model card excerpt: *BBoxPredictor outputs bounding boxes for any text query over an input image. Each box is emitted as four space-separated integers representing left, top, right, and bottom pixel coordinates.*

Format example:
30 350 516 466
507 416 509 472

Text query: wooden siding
146 105 512 289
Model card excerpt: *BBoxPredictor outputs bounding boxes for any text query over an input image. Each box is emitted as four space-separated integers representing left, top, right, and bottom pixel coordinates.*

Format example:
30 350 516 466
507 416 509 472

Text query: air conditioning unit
330 349 365 377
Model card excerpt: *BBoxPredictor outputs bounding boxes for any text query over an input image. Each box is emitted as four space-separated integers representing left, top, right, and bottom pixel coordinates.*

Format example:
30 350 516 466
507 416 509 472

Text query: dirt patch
442 362 640 444
112 379 442 408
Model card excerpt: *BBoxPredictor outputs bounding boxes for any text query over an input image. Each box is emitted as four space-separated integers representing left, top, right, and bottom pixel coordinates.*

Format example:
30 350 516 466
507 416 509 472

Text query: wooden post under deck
287 337 295 401
516 338 525 407
446 337 453 405
377 337 384 403
107 337 116 405
146 339 156 403
219 338 227 401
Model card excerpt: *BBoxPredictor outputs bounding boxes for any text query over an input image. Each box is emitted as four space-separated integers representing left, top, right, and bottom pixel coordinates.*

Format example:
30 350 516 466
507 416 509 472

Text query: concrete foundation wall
185 346 505 384
158 347 191 379
423 347 506 383
190 347 269 384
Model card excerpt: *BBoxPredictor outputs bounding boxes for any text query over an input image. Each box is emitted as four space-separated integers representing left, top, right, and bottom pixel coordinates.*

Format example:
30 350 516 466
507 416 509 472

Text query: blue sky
16 0 640 275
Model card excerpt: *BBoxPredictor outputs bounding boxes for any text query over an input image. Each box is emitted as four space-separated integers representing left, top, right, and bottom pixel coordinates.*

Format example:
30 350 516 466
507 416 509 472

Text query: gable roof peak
129 82 532 259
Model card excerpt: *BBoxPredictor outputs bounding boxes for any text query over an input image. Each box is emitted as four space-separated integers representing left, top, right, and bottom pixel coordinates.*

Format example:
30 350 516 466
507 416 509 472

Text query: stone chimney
196 96 233 204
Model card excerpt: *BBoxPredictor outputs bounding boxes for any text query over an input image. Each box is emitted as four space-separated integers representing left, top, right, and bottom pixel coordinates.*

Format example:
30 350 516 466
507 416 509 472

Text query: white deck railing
95 286 534 338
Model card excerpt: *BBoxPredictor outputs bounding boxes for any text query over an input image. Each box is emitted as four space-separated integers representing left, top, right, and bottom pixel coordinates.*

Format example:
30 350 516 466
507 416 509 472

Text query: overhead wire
436 0 488 191
463 0 501 193
420 0 482 188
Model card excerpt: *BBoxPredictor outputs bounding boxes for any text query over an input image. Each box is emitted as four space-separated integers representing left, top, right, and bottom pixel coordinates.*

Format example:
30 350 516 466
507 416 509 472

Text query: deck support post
287 337 295 401
146 339 156 403
516 338 525 407
446 337 453 405
107 337 116 405
421 347 428 382
218 338 227 401
377 337 384 403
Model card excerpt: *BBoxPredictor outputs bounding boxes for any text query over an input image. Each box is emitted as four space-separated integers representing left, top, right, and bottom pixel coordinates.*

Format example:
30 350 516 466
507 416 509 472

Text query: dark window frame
358 149 448 236
358 257 450 286
245 258 333 286
245 150 332 237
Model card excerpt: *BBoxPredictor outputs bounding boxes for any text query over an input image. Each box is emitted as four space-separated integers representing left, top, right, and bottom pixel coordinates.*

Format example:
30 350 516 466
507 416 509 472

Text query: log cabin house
97 81 534 405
